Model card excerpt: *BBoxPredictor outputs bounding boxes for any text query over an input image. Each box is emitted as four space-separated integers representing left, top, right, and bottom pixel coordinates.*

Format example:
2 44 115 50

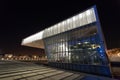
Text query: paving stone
0 61 116 80
42 72 73 80
62 74 81 80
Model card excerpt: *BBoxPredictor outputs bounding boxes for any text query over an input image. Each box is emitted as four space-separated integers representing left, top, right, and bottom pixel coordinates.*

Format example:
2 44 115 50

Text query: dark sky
1 0 120 53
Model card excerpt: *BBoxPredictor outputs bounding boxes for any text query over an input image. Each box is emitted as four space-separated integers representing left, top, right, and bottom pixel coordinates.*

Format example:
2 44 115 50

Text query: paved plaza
0 60 116 80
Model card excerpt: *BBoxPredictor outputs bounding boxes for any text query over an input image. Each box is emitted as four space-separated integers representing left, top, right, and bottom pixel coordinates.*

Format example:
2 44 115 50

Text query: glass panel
44 23 108 65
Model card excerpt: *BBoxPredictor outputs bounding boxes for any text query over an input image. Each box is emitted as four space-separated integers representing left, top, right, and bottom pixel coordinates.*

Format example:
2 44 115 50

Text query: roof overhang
22 39 44 49
21 6 97 49
21 30 44 49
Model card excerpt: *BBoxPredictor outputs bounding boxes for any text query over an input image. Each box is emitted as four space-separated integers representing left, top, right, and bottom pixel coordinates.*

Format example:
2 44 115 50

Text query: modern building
21 5 112 77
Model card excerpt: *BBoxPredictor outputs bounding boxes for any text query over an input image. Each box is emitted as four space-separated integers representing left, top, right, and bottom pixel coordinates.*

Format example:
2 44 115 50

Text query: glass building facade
44 23 108 65
22 6 112 77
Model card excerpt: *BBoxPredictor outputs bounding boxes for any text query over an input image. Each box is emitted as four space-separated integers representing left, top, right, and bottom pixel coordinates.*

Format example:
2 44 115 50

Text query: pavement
0 60 117 80
111 62 120 79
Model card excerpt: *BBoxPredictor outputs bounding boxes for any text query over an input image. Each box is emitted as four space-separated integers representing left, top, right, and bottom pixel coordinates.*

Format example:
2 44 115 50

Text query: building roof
21 6 97 49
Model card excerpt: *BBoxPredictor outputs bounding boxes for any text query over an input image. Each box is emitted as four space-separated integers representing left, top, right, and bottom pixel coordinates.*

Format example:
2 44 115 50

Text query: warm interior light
78 43 81 44
84 42 89 44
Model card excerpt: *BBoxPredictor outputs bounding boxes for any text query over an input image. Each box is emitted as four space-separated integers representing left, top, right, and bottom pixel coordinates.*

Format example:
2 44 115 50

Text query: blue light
100 50 102 53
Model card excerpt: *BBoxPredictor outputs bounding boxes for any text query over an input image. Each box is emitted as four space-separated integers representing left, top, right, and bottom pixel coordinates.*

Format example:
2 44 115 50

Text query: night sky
1 0 120 54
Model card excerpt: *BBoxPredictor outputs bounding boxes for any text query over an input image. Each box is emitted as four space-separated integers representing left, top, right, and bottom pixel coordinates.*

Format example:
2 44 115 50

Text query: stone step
15 69 58 80
62 74 81 80
26 71 64 80
42 72 73 80
0 68 52 78
0 67 46 75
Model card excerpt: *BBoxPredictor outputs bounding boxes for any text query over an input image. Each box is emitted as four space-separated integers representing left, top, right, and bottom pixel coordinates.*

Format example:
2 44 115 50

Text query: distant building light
34 56 37 59
1 58 4 60
117 53 120 57
8 54 13 58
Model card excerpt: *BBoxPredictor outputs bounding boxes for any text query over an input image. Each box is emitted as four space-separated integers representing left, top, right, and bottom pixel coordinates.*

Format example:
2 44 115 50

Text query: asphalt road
0 60 116 80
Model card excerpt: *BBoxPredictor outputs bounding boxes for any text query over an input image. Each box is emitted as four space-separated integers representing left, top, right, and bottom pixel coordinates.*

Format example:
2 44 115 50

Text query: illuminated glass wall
22 6 111 77
44 23 108 65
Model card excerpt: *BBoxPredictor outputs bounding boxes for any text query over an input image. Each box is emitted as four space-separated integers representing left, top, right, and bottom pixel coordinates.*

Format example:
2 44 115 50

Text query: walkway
0 60 116 80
